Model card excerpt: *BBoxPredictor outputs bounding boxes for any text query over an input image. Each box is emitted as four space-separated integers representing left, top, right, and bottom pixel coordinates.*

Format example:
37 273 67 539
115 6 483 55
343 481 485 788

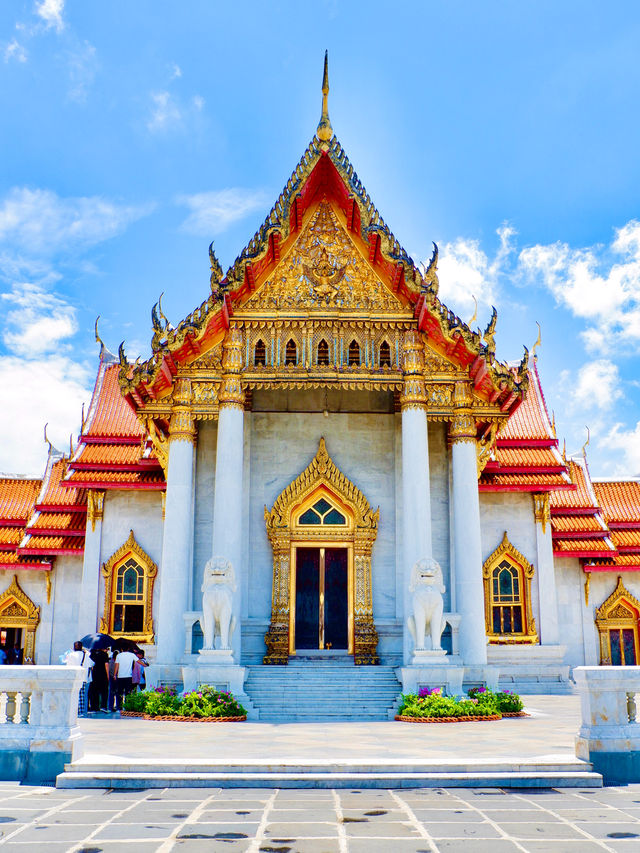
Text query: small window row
252 338 394 368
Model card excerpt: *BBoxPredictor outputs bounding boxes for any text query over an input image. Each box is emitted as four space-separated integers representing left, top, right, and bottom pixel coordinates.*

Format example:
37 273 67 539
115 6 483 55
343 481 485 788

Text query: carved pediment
244 201 404 313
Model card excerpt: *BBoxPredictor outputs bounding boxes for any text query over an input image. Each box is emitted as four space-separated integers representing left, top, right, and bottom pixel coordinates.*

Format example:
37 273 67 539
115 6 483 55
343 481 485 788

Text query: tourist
131 650 148 692
114 645 137 710
88 648 109 712
0 645 6 665
64 641 90 716
107 650 118 712
8 643 22 665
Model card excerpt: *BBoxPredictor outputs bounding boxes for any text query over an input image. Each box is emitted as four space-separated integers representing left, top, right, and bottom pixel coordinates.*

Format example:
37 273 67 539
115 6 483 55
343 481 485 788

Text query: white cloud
1 282 77 357
35 0 64 33
570 359 623 412
0 354 89 477
170 63 182 80
599 420 640 478
519 220 640 355
66 40 97 102
4 39 27 63
192 94 204 111
147 91 182 132
178 188 267 235
0 187 151 255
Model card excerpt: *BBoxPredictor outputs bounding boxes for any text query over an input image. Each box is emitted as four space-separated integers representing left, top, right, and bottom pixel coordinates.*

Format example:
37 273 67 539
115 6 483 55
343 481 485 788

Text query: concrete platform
56 695 603 789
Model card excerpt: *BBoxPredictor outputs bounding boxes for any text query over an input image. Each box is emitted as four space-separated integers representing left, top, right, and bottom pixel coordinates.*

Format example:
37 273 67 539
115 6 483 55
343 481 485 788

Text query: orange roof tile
0 551 51 569
72 443 148 468
36 457 87 508
550 459 599 510
83 362 143 438
551 514 607 534
28 512 86 534
492 446 564 469
65 469 165 487
499 365 554 443
593 481 640 525
610 529 640 550
0 478 42 521
19 534 84 553
554 537 615 554
0 527 23 546
480 473 572 490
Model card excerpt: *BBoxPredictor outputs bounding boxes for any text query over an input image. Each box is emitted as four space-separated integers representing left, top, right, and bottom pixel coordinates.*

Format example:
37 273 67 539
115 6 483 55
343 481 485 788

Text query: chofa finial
316 50 333 145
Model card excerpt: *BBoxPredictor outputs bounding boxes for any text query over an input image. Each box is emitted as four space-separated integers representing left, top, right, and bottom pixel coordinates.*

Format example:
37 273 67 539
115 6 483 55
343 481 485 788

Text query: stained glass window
298 498 346 526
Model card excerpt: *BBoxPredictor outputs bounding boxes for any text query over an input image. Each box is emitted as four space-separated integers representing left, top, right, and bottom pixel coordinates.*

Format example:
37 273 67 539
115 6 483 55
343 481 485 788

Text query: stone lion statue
407 558 446 651
201 556 237 650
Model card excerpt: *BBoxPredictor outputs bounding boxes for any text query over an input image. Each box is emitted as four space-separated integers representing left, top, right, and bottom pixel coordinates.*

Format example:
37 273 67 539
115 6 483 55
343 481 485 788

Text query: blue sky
1 0 640 478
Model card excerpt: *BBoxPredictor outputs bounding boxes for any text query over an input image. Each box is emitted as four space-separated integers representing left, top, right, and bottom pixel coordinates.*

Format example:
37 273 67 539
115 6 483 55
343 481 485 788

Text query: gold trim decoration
168 378 196 443
264 438 379 665
218 327 245 409
0 575 40 663
400 330 427 410
87 490 105 533
99 530 158 644
482 532 538 645
45 571 51 605
476 422 498 476
595 576 640 666
533 493 551 534
450 380 477 445
584 572 590 607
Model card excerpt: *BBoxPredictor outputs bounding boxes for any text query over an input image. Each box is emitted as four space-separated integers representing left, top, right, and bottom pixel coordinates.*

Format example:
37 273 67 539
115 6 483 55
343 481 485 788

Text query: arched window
482 532 537 644
348 340 360 366
285 338 297 366
596 577 640 665
317 339 330 366
298 496 346 526
254 339 267 366
100 530 157 644
379 340 392 368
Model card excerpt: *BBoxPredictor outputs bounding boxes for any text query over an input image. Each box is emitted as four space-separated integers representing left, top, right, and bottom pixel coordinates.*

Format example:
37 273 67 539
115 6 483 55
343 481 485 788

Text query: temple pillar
211 328 245 661
77 490 104 639
533 492 560 644
451 382 487 666
155 381 196 665
400 330 432 665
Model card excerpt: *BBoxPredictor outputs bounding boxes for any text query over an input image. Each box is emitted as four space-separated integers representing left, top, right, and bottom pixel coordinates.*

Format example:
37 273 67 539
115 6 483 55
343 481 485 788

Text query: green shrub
495 690 524 713
123 690 149 713
123 684 246 718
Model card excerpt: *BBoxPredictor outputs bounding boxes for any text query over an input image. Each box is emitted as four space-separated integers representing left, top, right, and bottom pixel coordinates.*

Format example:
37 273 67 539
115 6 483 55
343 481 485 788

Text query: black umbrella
80 633 114 650
111 637 141 653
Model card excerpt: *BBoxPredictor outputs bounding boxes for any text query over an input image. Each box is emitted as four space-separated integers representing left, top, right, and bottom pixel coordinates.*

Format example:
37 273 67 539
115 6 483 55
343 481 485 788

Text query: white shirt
115 651 137 679
65 649 85 667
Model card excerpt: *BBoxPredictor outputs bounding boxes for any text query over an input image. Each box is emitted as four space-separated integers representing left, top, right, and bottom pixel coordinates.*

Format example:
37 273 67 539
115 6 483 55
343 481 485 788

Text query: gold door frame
264 438 379 665
595 576 640 665
290 542 354 654
0 575 41 664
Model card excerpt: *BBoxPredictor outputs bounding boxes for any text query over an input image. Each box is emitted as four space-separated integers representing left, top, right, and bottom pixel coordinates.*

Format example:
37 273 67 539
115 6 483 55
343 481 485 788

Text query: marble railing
0 666 85 784
574 665 640 783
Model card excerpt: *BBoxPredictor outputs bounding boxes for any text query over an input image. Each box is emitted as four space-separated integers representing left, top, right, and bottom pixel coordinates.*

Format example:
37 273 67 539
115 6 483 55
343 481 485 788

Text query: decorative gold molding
533 493 551 534
87 490 105 533
0 575 40 663
449 379 477 444
45 571 51 605
476 422 498 476
595 576 640 665
482 532 538 644
264 438 379 665
400 330 427 410
584 572 590 607
219 328 245 409
99 530 158 644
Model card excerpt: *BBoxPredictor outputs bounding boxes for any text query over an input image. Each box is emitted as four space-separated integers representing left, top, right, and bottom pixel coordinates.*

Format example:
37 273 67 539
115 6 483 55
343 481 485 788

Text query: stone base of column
198 648 235 666
397 659 464 697
145 663 185 690
181 662 257 719
410 649 448 666
462 664 500 692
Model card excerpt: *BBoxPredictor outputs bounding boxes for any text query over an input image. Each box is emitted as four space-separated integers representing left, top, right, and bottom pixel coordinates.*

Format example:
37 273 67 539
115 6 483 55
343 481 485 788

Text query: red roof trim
480 483 575 493
551 530 610 541
18 547 82 556
608 521 640 530
496 439 557 449
63 480 165 491
80 436 142 445
584 564 640 572
551 507 599 516
25 527 84 538
554 549 618 558
0 519 26 527
483 464 566 475
0 561 52 571
35 504 87 514
70 462 162 473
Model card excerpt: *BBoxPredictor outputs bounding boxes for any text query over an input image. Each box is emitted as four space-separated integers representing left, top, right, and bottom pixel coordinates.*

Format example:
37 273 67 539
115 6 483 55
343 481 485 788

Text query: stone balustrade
0 666 84 784
574 665 640 783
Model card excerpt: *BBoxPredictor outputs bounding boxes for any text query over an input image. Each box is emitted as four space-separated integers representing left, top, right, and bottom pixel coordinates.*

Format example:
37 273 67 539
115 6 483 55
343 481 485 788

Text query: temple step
244 662 402 721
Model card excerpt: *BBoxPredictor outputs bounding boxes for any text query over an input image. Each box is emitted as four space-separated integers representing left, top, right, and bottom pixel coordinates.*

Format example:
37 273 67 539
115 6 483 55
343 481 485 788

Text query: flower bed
396 686 525 722
123 684 247 720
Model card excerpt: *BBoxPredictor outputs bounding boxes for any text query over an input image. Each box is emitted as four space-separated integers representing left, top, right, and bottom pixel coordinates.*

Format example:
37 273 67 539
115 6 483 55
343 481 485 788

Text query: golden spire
316 50 333 145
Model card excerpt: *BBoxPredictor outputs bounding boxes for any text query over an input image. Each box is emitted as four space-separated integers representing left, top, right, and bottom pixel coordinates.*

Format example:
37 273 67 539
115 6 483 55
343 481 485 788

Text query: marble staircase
244 656 402 721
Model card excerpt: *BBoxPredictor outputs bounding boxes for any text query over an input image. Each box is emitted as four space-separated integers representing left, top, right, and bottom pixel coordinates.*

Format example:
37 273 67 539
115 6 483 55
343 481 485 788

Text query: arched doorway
0 576 40 664
264 438 379 665
596 576 640 665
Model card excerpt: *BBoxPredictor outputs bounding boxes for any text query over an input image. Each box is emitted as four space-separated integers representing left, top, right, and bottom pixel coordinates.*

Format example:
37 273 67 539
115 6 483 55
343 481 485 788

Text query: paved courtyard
0 784 640 852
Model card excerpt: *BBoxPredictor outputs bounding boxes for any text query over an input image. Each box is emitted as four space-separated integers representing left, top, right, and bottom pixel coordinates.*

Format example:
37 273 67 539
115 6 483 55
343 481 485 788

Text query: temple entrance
294 546 349 650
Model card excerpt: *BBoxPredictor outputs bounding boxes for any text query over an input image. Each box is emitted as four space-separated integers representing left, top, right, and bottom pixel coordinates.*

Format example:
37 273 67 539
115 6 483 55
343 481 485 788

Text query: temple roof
0 476 51 570
590 480 640 571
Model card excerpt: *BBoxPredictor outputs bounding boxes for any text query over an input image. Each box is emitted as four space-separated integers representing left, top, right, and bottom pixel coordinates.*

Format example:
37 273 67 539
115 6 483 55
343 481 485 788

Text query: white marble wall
193 420 217 607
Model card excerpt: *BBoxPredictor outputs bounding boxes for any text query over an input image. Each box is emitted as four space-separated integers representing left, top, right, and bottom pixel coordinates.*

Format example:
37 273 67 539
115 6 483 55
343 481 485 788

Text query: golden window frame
0 575 40 663
595 575 640 665
263 437 379 665
482 532 538 644
99 530 157 644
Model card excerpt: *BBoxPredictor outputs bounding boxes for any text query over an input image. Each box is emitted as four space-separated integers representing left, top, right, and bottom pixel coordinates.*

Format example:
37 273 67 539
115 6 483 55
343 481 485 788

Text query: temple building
1 59 639 714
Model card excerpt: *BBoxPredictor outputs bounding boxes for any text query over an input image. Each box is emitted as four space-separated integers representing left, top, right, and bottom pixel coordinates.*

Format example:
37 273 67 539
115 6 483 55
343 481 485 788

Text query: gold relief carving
218 328 245 410
400 330 427 410
145 418 169 473
426 383 452 407
453 380 473 407
189 350 222 371
450 413 476 443
218 376 244 409
244 201 402 312
87 490 105 533
595 576 640 666
192 382 219 405
0 576 40 663
476 422 498 476
533 493 551 534
169 408 196 443
45 570 51 604
423 346 456 375
584 572 590 607
100 530 157 644
482 532 538 645
161 491 166 521
263 438 379 665
173 378 192 407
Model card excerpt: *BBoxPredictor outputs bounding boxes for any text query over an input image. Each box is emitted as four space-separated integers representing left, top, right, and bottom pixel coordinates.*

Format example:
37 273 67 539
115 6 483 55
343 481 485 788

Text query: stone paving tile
340 819 422 837
425 821 504 839
176 821 260 840
199 806 266 820
496 820 591 839
346 842 438 853
428 842 523 853
76 844 163 853
571 822 640 840
0 843 77 852
479 808 564 822
517 842 615 853
173 842 252 853
94 821 177 840
258 842 341 853
267 809 339 820
1 822 94 843
264 821 339 837
411 807 493 822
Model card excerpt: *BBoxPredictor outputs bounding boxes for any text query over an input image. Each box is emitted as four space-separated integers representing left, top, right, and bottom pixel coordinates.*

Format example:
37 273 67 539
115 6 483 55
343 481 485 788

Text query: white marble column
451 383 487 665
400 331 432 665
211 328 245 661
533 493 560 645
77 490 104 639
155 384 196 665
